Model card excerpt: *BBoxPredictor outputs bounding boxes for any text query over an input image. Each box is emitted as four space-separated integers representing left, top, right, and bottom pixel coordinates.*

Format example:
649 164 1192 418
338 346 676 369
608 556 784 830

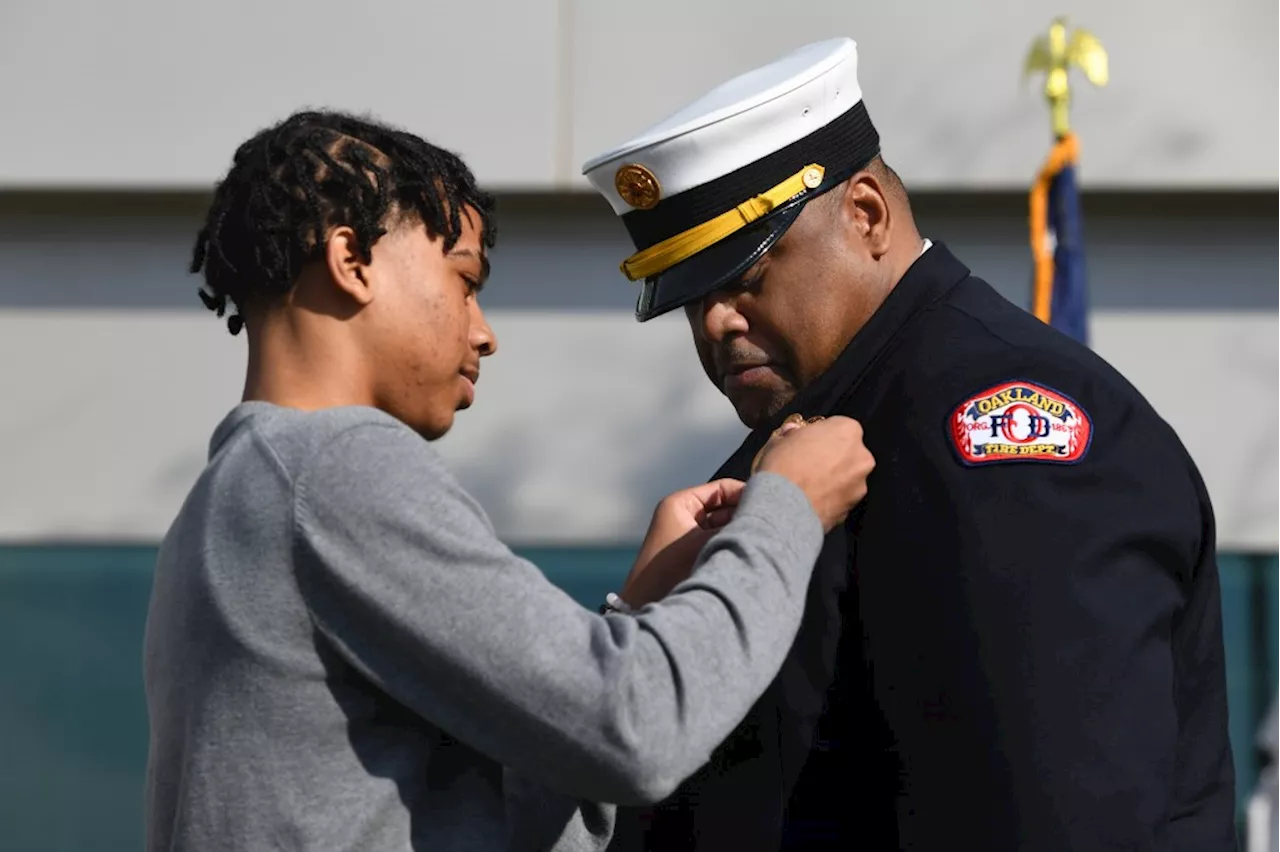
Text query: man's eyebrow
730 256 768 290
448 247 490 282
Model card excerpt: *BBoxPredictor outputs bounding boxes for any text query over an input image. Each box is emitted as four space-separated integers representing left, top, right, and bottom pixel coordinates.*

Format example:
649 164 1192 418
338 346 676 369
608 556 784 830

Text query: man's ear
835 173 893 259
324 225 376 307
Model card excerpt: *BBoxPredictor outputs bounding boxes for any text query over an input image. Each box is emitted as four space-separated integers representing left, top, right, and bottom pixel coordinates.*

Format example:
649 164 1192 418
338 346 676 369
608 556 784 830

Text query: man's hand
619 478 745 608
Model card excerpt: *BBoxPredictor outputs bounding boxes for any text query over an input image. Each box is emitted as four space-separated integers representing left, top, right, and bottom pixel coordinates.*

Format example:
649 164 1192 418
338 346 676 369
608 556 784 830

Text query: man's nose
696 289 749 343
470 301 497 357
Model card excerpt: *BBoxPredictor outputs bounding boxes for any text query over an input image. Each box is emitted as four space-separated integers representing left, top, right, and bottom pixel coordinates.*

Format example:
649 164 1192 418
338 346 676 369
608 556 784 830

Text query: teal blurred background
0 545 1274 852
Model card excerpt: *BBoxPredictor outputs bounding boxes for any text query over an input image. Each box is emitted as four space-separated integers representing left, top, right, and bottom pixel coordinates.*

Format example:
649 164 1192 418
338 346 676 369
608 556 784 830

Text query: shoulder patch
948 380 1092 466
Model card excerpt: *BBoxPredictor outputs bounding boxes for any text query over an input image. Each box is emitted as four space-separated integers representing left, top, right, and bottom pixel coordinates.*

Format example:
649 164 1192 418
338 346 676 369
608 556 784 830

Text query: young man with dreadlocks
142 109 875 851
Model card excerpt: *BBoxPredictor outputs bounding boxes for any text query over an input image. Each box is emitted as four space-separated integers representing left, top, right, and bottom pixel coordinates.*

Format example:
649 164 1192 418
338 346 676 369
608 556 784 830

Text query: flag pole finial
1023 17 1108 138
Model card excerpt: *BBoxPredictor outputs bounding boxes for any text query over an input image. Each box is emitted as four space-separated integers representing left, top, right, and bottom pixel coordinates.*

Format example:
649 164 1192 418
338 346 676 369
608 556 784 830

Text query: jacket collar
717 241 971 475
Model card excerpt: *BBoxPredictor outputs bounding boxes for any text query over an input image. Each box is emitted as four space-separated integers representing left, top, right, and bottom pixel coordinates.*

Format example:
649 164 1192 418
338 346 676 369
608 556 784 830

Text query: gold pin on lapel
751 414 826 474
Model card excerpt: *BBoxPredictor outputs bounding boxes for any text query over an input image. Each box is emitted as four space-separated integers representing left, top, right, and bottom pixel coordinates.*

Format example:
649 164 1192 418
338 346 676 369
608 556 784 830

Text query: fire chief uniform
584 38 1237 852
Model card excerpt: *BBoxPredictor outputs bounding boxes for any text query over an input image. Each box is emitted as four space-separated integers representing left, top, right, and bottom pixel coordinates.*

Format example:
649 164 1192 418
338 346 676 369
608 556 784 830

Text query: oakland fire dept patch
949 381 1092 465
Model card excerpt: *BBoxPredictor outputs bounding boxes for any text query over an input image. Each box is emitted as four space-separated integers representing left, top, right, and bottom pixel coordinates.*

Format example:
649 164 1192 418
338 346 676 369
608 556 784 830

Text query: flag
1029 132 1089 344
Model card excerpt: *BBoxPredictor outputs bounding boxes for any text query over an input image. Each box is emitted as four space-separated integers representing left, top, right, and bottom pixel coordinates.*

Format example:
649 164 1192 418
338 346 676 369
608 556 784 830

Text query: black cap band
620 100 881 253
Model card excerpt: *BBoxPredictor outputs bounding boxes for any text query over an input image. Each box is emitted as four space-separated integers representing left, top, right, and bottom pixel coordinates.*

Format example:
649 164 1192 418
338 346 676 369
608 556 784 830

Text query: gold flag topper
1023 17 1108 138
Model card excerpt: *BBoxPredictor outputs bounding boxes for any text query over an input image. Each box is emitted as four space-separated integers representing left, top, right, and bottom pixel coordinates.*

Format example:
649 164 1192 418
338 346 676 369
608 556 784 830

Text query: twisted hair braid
191 110 496 334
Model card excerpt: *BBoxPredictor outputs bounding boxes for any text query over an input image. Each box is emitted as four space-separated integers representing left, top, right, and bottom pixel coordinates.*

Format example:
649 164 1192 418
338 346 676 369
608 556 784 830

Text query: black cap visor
636 202 802 321
622 101 880 321
634 168 863 322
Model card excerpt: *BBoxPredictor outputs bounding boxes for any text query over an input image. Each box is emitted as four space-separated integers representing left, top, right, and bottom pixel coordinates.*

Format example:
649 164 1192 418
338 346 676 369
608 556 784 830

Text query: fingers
708 477 746 507
685 477 746 511
701 506 735 529
778 415 823 438
752 413 822 474
664 479 745 530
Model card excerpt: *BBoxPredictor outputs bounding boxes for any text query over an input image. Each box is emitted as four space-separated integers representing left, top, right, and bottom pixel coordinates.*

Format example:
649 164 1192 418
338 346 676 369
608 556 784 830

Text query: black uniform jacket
611 243 1237 851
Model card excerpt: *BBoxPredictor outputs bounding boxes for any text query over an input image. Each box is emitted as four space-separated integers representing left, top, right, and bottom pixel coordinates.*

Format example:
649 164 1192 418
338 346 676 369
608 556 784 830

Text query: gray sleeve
292 422 823 805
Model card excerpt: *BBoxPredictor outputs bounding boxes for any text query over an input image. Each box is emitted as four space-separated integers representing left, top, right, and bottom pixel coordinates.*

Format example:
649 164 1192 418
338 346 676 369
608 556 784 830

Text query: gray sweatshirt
143 402 823 851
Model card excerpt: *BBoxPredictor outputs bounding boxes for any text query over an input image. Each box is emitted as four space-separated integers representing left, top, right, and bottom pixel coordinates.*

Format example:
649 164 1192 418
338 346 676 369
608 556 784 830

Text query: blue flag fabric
1030 133 1089 346
1046 161 1089 344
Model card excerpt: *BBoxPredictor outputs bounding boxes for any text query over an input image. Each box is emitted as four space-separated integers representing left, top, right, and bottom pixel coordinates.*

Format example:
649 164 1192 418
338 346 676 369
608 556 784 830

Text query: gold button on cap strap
620 163 826 282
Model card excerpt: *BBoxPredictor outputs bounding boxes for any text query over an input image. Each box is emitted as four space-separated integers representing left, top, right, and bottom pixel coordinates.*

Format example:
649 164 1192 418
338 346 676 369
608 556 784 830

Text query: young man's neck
241 314 374 412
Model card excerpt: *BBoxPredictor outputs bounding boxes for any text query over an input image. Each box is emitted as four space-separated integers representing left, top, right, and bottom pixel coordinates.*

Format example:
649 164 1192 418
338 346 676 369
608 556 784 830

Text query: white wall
0 196 1274 549
1 0 1275 190
0 0 563 189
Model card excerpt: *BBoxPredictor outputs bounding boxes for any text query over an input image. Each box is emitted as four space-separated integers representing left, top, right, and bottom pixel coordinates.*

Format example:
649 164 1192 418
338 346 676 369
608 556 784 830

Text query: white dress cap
579 37 881 322
583 38 864 215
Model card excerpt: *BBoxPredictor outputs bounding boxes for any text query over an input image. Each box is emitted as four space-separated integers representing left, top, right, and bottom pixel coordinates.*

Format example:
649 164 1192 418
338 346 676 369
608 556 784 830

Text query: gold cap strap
620 163 826 281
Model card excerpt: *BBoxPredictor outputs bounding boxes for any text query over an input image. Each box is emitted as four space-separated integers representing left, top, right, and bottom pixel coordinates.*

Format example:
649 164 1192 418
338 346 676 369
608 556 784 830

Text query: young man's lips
460 370 479 405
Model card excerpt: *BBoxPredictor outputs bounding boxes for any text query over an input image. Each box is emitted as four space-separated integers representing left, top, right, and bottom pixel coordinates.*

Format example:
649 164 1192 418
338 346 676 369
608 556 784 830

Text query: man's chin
414 409 456 442
726 387 792 431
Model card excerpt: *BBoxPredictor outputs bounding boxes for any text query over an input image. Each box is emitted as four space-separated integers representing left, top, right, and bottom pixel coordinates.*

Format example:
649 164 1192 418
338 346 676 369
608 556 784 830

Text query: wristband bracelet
600 592 636 615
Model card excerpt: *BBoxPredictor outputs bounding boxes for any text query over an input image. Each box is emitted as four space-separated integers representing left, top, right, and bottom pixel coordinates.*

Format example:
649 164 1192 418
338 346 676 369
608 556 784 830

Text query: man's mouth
721 361 777 392
460 366 480 405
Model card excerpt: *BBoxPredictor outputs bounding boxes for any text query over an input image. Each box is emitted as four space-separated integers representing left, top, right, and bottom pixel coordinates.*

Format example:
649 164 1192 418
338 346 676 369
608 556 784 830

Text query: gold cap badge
614 163 661 210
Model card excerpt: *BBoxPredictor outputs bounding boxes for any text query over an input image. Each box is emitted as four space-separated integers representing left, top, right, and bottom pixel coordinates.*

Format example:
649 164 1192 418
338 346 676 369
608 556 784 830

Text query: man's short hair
868 156 907 200
191 110 495 334
818 156 908 221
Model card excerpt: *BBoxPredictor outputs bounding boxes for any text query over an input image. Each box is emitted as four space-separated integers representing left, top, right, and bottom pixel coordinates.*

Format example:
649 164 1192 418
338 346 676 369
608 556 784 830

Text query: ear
324 225 376 307
835 172 893 259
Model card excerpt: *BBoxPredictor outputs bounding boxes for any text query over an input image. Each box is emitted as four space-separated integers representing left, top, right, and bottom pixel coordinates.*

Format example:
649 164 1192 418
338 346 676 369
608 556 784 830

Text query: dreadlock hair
191 110 496 335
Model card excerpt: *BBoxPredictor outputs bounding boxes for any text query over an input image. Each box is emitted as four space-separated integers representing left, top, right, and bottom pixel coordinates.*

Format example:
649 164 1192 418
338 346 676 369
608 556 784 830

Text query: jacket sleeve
859 372 1236 851
290 422 824 806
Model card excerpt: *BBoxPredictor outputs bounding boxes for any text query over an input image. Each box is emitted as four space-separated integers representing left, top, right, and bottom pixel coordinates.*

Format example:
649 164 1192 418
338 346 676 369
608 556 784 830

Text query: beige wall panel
570 0 1278 190
0 310 1273 550
0 0 562 188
